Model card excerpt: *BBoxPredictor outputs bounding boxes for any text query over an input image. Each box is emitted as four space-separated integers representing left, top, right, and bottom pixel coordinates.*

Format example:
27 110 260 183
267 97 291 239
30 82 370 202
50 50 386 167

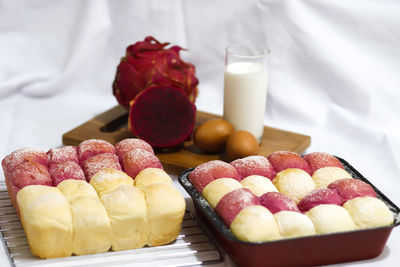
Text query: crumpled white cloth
0 0 399 266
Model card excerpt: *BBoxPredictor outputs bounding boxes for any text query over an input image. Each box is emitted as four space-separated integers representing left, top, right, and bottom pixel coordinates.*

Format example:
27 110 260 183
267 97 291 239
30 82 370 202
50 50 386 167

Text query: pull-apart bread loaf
2 138 186 259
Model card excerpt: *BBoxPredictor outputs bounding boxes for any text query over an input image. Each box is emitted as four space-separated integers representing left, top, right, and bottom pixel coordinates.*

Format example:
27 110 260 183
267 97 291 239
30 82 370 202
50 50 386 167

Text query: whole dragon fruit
113 36 199 108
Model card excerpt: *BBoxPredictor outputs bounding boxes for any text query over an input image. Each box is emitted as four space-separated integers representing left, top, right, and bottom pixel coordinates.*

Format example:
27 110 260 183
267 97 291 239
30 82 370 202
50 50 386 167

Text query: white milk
223 62 268 142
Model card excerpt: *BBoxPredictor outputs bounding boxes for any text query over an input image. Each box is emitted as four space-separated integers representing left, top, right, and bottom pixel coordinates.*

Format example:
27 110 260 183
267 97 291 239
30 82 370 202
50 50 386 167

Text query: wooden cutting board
62 105 311 169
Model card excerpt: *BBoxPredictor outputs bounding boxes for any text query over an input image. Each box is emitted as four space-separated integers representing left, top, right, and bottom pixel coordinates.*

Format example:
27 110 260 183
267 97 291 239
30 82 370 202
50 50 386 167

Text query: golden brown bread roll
57 179 112 255
16 185 73 259
143 183 186 246
100 184 148 251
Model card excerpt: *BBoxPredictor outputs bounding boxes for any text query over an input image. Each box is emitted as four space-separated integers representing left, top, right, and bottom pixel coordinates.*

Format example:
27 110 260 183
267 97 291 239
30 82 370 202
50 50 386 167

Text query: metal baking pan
178 157 400 267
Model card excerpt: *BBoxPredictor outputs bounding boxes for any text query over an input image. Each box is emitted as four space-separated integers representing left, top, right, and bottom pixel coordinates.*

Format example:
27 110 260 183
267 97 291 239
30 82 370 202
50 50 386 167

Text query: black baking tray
178 157 400 267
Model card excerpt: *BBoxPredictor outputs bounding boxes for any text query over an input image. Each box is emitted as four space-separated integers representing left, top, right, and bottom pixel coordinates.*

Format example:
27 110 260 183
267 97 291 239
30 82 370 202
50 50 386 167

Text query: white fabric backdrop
0 0 399 266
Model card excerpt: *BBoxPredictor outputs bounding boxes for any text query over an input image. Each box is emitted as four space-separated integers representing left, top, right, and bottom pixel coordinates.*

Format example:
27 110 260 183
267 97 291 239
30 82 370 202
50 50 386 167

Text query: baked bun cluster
2 138 185 259
189 151 394 242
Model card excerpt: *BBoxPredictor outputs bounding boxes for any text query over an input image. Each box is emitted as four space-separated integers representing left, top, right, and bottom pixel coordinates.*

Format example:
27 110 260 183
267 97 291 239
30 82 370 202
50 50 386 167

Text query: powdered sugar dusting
231 155 275 179
83 153 122 181
115 138 154 160
78 139 115 163
47 146 78 165
49 161 86 186
303 152 343 174
122 148 162 178
3 148 47 172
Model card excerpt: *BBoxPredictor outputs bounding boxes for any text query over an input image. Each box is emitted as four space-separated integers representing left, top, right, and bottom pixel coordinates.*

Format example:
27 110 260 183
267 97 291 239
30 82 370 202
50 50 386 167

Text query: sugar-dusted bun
297 188 342 212
312 167 352 188
77 139 115 163
259 192 300 214
122 149 163 179
143 183 186 246
134 168 172 189
16 185 73 259
274 211 315 238
188 160 241 193
202 178 243 208
303 152 344 174
273 168 316 204
328 178 376 202
230 155 276 180
57 180 112 255
230 205 280 242
115 138 154 162
240 175 278 197
57 179 98 199
267 151 311 174
82 153 122 181
306 204 356 234
89 168 133 197
215 188 259 227
100 185 148 250
343 196 394 229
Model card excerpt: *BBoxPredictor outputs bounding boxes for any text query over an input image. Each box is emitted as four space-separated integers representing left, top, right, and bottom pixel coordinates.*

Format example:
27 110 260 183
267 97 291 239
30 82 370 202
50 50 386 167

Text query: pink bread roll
267 151 311 175
77 139 116 163
47 146 78 165
259 192 299 214
115 138 154 166
297 188 342 212
2 148 48 173
230 155 276 180
303 152 344 174
2 148 50 213
215 188 259 227
82 153 122 181
7 162 52 213
122 149 163 179
328 178 376 203
49 161 86 186
188 160 241 193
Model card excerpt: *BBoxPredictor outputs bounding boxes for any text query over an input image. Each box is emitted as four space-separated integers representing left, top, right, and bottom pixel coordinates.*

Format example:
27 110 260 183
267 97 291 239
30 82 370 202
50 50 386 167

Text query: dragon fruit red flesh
113 36 199 108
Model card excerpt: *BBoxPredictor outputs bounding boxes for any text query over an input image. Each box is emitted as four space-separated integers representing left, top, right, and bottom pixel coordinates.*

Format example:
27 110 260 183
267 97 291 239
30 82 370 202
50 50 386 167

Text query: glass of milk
223 43 270 142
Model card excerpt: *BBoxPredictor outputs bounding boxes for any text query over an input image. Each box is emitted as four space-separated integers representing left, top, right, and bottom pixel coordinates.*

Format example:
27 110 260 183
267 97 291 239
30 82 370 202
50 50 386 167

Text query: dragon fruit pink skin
113 36 199 108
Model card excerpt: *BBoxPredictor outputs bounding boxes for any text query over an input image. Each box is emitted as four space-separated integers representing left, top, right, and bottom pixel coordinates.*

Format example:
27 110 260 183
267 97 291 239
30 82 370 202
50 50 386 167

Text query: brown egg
193 119 235 152
226 130 259 161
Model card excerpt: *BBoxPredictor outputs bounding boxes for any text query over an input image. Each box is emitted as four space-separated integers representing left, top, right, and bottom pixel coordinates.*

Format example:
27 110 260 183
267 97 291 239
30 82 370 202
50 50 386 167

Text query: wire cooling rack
0 182 223 267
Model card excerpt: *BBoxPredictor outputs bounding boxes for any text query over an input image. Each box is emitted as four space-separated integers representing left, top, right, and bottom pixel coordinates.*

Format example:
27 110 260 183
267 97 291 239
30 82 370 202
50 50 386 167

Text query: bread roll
143 183 186 246
343 196 394 229
202 178 242 208
306 204 357 234
17 185 73 259
89 168 133 197
230 205 281 242
274 211 315 238
312 167 352 188
100 185 148 251
57 179 112 255
134 168 172 189
240 175 278 196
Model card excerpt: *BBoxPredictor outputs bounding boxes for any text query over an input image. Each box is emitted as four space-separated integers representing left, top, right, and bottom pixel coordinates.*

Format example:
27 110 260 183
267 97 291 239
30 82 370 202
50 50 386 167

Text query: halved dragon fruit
113 36 198 108
128 85 196 148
